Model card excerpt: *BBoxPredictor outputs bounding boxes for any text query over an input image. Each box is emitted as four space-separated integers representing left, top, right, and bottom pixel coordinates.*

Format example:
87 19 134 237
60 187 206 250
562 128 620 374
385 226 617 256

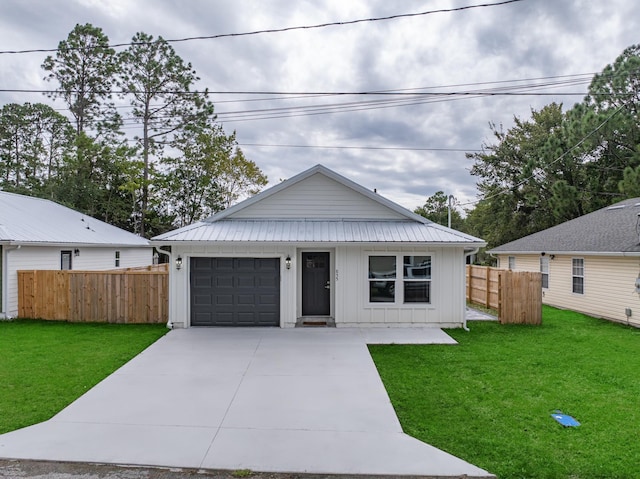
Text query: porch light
74 248 80 257
175 256 183 270
285 256 292 270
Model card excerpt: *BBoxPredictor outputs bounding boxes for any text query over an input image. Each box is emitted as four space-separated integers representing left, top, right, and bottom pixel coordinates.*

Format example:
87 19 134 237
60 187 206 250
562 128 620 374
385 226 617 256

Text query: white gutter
462 246 481 332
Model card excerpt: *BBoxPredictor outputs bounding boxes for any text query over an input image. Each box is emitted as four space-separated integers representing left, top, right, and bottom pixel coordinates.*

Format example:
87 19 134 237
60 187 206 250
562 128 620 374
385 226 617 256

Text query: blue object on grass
551 410 580 427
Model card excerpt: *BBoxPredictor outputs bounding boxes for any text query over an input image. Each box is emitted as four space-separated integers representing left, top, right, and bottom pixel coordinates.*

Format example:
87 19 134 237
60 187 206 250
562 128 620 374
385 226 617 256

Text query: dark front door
302 252 330 316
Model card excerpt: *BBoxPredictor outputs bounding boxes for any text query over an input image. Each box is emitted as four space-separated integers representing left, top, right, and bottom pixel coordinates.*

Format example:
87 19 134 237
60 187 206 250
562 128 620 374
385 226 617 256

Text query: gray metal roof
489 197 640 254
153 219 484 245
0 191 149 246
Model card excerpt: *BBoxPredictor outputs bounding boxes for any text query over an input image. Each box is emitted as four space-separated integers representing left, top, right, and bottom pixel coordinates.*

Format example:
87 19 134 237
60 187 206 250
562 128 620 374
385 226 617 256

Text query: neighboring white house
489 197 640 327
0 191 153 318
152 164 486 329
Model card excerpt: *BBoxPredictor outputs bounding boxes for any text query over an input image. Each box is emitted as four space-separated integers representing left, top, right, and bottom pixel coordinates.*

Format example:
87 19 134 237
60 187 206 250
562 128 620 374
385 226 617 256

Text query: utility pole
447 194 453 228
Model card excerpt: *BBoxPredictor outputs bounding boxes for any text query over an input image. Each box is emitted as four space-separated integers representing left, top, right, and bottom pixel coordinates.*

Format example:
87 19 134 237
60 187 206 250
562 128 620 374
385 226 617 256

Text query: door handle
324 281 331 290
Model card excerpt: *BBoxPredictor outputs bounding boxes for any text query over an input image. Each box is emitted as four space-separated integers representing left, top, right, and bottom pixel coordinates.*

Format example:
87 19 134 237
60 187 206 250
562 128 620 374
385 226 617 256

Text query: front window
368 256 396 302
368 254 432 304
572 258 584 294
403 255 431 303
540 256 549 289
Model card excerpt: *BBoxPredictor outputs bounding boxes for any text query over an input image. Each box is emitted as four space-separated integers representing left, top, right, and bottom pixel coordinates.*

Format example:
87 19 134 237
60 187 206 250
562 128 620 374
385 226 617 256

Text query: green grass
369 306 640 479
0 319 167 434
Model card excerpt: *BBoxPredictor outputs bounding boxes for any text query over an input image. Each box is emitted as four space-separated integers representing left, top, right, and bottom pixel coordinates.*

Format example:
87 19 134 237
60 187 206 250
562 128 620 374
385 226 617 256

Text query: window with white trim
540 256 549 289
403 255 431 303
508 256 516 270
572 258 584 294
368 256 396 302
368 254 432 304
115 251 121 268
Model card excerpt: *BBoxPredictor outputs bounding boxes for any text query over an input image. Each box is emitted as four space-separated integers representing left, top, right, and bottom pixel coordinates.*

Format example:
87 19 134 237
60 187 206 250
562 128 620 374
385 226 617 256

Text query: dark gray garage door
190 257 280 326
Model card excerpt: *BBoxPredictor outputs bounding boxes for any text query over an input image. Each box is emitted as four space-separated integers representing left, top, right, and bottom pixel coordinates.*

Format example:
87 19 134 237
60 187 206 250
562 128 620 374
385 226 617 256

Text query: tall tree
49 133 138 230
161 124 267 227
467 103 570 246
118 32 214 236
0 102 73 195
414 191 464 229
215 134 268 208
41 23 119 136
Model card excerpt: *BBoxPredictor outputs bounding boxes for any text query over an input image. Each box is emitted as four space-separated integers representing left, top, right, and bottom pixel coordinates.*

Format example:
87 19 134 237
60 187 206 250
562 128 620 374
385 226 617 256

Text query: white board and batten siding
171 242 468 328
4 246 153 317
334 245 466 327
230 173 405 220
496 253 640 326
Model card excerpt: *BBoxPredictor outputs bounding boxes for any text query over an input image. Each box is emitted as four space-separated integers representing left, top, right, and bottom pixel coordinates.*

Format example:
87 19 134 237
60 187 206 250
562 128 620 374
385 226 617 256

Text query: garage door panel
190 257 280 326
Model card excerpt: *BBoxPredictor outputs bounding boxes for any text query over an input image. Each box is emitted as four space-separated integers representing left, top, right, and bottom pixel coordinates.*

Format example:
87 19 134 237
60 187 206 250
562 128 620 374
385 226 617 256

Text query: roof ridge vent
607 205 626 210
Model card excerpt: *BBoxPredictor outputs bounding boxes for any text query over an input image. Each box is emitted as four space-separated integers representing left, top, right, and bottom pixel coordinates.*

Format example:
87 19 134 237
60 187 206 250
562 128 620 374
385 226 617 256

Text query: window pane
572 277 584 294
542 274 549 289
572 258 583 276
369 256 396 279
404 281 430 303
61 251 72 270
540 257 549 274
403 256 431 279
370 281 395 302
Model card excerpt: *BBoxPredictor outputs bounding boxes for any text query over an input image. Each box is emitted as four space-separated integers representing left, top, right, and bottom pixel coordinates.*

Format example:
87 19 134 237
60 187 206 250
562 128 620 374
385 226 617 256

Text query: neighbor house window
572 258 584 294
403 255 431 303
368 256 396 302
508 256 516 270
115 251 120 268
61 250 72 270
540 256 549 289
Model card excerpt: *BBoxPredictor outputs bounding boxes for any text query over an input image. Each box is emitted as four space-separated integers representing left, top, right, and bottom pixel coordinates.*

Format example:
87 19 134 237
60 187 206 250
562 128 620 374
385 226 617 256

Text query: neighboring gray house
0 191 153 318
153 164 486 329
489 197 640 326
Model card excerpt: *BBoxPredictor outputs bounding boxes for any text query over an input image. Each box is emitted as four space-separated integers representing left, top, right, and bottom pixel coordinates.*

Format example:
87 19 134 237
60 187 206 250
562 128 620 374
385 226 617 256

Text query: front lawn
370 306 640 479
0 320 167 434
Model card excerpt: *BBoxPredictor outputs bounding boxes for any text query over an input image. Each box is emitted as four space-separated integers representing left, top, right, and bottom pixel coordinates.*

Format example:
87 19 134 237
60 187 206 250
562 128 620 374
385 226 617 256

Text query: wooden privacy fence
466 265 542 325
467 265 501 310
18 264 168 323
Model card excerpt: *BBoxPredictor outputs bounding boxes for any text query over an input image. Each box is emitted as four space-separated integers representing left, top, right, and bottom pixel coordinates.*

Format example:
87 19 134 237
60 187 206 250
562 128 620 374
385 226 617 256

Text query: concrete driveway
0 327 493 478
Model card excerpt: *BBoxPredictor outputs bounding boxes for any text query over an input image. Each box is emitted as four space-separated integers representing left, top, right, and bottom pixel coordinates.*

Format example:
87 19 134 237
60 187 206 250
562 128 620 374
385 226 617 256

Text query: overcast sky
0 0 638 212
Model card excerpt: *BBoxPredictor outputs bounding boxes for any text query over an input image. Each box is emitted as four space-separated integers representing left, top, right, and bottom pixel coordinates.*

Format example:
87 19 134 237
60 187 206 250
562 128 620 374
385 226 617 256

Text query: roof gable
0 191 149 246
152 165 486 246
489 197 640 254
208 164 428 223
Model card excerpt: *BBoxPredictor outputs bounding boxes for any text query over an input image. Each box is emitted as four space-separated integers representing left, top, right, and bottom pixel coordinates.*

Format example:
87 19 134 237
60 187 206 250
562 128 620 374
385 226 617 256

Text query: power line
237 143 482 152
0 0 525 55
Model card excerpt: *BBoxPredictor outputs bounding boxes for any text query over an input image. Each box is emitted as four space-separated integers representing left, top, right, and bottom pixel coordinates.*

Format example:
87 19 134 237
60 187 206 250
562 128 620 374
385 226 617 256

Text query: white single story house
152 164 486 329
0 191 153 318
489 197 640 327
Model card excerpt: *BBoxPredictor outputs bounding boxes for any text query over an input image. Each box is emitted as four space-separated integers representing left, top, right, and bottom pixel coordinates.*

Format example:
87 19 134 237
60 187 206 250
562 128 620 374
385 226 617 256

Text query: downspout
155 246 174 329
463 247 481 331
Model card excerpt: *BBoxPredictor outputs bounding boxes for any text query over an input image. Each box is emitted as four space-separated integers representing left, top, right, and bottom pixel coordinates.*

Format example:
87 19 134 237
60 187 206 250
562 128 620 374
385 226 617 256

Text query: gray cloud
0 0 638 212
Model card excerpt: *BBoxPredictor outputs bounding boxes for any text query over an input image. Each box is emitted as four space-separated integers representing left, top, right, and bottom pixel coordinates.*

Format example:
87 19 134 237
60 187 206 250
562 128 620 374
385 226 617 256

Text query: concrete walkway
0 327 493 478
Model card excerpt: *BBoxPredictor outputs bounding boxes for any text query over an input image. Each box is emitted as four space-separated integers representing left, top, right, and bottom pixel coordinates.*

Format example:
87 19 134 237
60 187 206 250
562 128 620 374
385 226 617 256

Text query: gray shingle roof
0 191 149 246
489 197 640 254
